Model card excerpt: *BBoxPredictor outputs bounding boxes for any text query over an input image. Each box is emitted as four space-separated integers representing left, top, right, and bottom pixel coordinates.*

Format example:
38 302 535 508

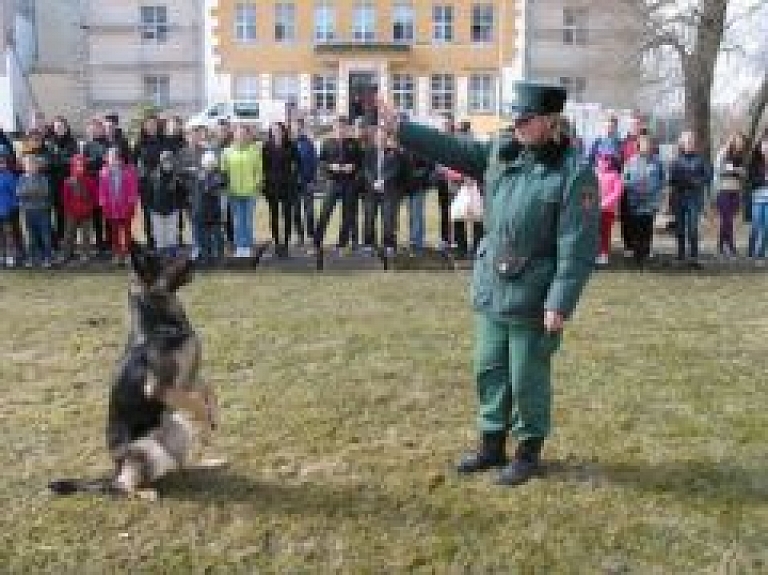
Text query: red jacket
98 164 138 221
61 175 97 221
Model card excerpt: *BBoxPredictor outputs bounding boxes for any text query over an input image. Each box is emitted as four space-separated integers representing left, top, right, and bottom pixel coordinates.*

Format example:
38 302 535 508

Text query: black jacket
320 137 363 183
192 169 227 224
145 167 184 215
363 145 405 195
264 141 300 199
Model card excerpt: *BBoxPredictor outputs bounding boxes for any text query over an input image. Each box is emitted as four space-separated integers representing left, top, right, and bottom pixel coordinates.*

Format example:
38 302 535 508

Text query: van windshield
208 104 227 118
234 103 260 118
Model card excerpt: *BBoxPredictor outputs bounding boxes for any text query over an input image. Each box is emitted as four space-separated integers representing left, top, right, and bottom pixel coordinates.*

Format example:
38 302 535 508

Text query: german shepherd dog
49 242 220 498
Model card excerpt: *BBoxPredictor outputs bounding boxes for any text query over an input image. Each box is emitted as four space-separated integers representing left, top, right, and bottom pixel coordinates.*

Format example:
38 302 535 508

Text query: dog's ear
130 241 158 285
159 253 194 292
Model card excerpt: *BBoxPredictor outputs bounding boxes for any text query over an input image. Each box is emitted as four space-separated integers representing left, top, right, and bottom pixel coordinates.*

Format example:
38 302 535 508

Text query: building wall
526 0 643 111
84 0 205 121
210 0 520 134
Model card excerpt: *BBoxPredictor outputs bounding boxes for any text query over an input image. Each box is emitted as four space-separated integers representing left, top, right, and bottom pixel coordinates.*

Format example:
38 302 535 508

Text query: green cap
503 82 567 117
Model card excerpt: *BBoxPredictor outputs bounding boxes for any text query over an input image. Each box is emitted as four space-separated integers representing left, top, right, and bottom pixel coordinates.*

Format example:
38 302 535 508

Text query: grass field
1 267 767 574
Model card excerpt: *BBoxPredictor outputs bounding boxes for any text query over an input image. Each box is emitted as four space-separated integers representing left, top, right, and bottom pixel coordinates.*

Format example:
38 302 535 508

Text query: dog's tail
48 477 119 496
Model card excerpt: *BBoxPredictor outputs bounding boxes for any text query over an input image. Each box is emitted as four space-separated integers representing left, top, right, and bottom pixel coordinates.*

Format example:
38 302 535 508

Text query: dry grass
1 267 767 573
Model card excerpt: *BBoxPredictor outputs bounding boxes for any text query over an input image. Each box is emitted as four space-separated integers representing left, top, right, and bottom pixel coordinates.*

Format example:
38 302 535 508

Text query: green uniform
399 122 599 441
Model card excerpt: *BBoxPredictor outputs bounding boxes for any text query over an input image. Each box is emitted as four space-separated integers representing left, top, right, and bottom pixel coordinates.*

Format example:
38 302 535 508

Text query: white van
186 100 290 132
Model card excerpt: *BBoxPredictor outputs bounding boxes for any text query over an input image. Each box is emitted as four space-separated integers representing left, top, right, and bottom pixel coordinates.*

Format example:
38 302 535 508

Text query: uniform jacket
399 122 599 320
192 169 228 225
98 164 139 220
145 167 184 216
295 134 318 184
362 144 405 195
16 173 52 211
319 137 363 183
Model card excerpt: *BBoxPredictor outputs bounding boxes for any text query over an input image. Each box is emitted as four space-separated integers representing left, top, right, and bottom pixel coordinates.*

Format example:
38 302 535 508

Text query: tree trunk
684 58 715 162
745 73 768 152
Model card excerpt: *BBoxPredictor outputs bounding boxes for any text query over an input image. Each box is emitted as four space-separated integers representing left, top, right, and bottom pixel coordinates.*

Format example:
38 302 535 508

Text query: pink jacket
98 164 138 221
596 159 623 213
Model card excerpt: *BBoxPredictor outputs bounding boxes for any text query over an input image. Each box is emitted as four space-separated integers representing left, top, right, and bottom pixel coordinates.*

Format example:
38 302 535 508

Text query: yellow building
208 1 521 133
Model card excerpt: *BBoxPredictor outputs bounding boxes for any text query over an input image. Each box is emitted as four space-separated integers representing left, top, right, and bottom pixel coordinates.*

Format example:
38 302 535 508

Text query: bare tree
625 0 733 161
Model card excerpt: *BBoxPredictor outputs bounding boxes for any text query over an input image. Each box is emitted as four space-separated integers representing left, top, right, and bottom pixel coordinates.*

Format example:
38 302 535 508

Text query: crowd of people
590 114 768 267
0 110 767 269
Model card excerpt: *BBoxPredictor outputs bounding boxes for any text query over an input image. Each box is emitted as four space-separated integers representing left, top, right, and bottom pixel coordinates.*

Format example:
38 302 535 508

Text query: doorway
348 72 378 126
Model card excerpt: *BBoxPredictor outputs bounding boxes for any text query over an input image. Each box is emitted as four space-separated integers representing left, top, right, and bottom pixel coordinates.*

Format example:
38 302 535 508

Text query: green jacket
399 122 599 321
221 142 264 197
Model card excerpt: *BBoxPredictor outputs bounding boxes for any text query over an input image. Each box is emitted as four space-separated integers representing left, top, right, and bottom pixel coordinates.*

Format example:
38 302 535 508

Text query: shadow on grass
156 467 406 519
545 458 768 503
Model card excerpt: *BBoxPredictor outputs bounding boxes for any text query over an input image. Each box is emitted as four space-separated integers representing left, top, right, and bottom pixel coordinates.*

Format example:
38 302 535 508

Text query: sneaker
595 253 609 266
384 246 396 258
190 247 201 260
112 255 121 265
623 249 633 258
42 259 52 269
4 256 14 267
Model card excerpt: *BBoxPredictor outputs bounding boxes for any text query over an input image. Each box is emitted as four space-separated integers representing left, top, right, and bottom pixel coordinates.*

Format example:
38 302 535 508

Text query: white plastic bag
450 181 484 222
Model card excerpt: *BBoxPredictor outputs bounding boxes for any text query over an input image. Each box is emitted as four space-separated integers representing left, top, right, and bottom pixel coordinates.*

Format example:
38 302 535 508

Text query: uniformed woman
381 83 599 486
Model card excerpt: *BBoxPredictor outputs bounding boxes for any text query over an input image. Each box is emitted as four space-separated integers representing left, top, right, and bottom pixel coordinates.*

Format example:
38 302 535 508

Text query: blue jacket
622 154 665 215
295 134 317 184
668 152 712 200
587 135 621 167
0 169 19 218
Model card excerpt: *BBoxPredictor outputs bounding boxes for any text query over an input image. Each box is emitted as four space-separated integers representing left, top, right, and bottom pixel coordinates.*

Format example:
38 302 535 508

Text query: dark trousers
347 180 363 245
454 220 484 257
438 189 452 245
24 208 53 262
266 194 295 247
225 204 234 245
716 191 740 255
626 213 654 262
619 192 633 251
315 179 356 248
92 207 107 250
51 179 66 251
363 191 398 248
9 208 25 258
199 223 224 261
675 195 701 260
139 180 154 248
294 180 315 244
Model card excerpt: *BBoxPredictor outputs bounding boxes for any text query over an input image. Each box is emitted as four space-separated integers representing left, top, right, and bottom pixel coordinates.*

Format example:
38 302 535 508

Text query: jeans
750 199 768 258
24 208 53 262
407 191 426 249
294 180 315 243
199 224 224 261
315 179 356 247
675 194 701 260
363 191 398 248
229 196 255 249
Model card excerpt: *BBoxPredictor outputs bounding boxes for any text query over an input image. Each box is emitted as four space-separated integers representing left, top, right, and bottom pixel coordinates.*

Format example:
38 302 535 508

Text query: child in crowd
16 154 53 267
0 149 19 266
595 154 623 265
98 147 138 265
147 150 183 255
193 151 227 263
60 155 98 262
622 134 665 265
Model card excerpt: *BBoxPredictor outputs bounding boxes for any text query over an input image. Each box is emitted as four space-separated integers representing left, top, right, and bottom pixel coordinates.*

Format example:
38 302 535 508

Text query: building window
563 7 588 45
312 74 337 113
471 4 494 43
275 2 296 42
314 1 336 42
430 73 455 113
559 76 586 101
140 5 168 43
391 73 415 111
235 3 257 42
433 5 454 42
469 74 496 113
143 75 170 107
353 1 376 42
272 74 300 107
234 75 261 101
393 2 414 42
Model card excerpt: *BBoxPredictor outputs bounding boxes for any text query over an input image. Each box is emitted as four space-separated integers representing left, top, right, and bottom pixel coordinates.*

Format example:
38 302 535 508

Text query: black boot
456 432 507 474
496 438 543 486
